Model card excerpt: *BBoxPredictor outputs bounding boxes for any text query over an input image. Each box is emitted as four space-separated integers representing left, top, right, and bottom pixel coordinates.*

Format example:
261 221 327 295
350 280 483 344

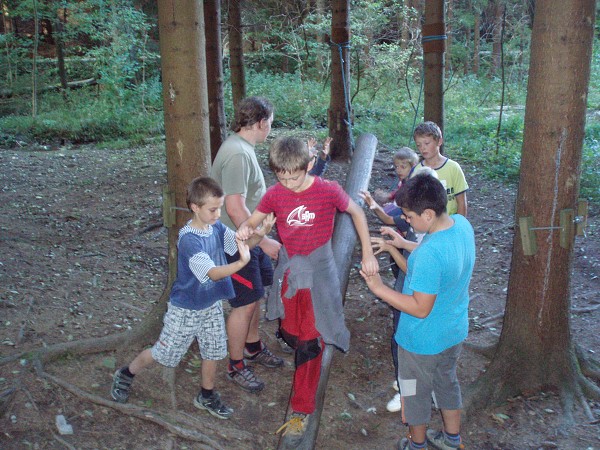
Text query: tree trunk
489 0 503 78
422 0 445 134
55 9 68 100
2 1 14 86
121 0 212 347
328 0 352 160
204 0 227 161
31 0 40 118
315 0 327 76
472 7 480 75
463 6 470 76
465 0 597 422
400 0 409 50
227 0 246 111
445 0 452 76
1 0 13 34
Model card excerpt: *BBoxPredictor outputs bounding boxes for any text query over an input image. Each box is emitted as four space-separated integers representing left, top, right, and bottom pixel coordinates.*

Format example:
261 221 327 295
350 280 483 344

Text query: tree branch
33 360 261 448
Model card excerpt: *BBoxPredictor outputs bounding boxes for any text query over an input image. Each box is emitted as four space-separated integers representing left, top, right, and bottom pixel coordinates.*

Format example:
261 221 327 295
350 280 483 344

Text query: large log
278 133 378 449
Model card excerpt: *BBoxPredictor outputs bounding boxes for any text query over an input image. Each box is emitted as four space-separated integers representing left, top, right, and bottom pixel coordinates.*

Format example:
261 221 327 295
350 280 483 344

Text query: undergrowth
0 66 598 203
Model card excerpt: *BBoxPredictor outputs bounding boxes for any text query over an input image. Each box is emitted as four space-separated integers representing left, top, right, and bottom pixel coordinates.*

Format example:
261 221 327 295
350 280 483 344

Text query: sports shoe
398 437 429 449
227 364 265 392
193 391 233 420
244 344 284 368
111 367 133 403
275 331 294 354
276 412 308 445
387 392 402 412
393 379 399 391
426 430 463 449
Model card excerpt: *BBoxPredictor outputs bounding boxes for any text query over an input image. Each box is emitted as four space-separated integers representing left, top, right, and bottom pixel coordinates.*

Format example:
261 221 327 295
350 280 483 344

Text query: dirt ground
0 135 598 450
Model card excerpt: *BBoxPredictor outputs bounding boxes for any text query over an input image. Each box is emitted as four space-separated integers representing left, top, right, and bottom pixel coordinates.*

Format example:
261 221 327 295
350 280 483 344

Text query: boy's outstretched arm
345 199 379 276
371 236 407 273
358 190 395 225
243 213 276 249
225 193 281 259
360 270 435 318
237 210 269 241
380 226 419 252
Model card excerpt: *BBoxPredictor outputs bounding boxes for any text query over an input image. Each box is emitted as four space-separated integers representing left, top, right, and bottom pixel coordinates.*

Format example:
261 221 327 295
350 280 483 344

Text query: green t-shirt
210 133 266 230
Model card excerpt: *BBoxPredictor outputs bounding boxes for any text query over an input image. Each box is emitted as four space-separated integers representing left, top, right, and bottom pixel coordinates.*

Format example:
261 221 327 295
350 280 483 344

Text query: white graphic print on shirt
286 205 315 227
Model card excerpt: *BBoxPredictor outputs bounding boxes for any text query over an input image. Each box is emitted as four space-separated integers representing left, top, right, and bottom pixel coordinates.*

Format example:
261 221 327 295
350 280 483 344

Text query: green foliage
67 0 158 100
0 0 598 203
244 70 329 128
0 89 163 145
581 120 600 202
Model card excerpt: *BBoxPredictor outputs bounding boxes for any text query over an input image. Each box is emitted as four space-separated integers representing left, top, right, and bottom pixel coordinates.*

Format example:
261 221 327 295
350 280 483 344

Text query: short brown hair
186 177 224 209
268 136 311 174
413 121 442 141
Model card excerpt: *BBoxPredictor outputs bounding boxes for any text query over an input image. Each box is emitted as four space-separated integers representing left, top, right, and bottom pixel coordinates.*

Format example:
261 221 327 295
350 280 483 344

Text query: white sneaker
392 380 399 392
386 392 401 412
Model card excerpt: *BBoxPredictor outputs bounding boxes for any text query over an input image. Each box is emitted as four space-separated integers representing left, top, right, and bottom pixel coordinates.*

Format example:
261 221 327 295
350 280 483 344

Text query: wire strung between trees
329 39 354 148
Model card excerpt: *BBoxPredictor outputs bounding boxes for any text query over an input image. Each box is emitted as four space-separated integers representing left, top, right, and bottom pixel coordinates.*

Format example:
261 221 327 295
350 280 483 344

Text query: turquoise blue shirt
395 214 476 355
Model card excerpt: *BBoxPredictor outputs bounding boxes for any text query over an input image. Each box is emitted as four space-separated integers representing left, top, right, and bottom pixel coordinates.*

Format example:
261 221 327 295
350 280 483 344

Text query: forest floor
0 134 599 450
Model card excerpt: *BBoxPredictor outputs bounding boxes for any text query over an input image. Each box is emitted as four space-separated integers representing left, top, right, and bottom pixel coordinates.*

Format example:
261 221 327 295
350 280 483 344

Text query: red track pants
280 274 324 415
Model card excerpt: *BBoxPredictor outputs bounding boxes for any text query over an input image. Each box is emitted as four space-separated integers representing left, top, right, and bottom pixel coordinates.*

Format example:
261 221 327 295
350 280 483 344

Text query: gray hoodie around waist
267 241 351 352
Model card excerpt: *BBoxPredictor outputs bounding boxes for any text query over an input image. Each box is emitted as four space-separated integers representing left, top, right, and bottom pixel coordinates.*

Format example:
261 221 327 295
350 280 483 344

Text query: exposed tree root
463 363 516 417
137 222 164 235
0 387 16 416
0 278 261 447
1 289 170 368
2 331 131 366
53 433 77 450
464 343 600 427
576 372 600 402
463 341 498 359
0 273 264 447
33 360 262 449
477 312 504 325
571 304 600 314
575 344 600 382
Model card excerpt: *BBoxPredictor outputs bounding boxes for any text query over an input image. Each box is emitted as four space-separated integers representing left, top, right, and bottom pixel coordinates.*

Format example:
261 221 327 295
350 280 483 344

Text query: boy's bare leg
201 360 217 390
440 408 461 434
227 302 257 360
408 424 427 443
128 348 155 374
246 302 262 343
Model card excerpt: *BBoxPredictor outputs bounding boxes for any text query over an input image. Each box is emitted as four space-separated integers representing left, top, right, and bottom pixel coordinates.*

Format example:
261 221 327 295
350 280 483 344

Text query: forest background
1 1 599 449
0 0 598 204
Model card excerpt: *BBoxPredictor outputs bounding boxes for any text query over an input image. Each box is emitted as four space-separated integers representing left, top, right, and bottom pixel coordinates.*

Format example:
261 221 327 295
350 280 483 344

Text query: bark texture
465 0 597 422
328 0 353 160
422 0 445 133
227 0 246 110
204 0 227 161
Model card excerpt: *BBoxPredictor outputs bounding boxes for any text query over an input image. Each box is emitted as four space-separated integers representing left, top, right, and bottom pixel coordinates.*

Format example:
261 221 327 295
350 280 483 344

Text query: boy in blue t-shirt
110 177 273 420
361 173 475 450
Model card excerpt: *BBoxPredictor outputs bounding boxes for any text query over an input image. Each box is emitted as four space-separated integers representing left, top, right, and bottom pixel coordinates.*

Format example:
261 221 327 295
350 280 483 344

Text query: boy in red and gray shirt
237 136 379 444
